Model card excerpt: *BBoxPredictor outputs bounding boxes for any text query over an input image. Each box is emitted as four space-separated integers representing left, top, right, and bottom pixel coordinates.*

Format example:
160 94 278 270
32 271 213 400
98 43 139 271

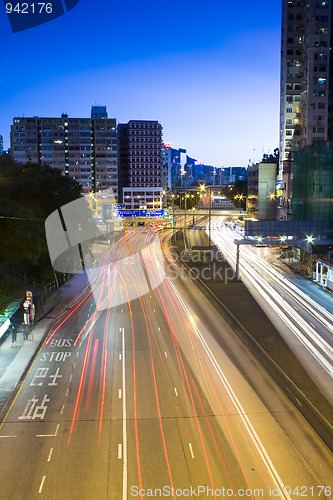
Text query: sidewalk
0 272 90 414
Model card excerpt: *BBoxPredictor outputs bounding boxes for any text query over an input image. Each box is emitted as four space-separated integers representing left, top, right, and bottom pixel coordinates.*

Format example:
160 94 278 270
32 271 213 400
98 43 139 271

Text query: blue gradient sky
0 0 281 166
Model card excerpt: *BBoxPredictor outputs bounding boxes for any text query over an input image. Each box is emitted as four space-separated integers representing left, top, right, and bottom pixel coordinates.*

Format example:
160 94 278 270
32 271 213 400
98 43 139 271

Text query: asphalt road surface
0 228 332 500
209 217 333 404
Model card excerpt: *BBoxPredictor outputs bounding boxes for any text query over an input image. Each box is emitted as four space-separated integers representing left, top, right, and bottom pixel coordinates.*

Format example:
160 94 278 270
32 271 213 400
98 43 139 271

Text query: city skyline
0 0 281 166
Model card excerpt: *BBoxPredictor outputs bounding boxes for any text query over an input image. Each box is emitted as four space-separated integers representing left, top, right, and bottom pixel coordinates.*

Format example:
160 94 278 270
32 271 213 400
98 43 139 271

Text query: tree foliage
0 156 83 281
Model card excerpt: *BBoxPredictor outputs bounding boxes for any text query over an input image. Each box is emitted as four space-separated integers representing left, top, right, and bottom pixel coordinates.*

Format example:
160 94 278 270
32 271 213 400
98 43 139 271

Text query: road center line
47 448 53 462
119 354 122 360
164 352 168 358
174 387 178 397
69 374 73 383
118 443 122 459
60 404 65 415
66 388 69 397
158 327 161 331
189 443 195 458
122 327 127 500
0 435 16 438
119 389 122 399
38 476 46 494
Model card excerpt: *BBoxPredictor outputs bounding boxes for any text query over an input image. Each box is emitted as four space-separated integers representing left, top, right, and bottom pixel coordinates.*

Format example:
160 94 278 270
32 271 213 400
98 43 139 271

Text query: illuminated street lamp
234 194 248 212
200 183 212 250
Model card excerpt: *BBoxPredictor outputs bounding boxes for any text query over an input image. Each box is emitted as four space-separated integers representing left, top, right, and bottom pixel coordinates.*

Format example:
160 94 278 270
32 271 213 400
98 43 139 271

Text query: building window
286 130 293 136
316 77 327 86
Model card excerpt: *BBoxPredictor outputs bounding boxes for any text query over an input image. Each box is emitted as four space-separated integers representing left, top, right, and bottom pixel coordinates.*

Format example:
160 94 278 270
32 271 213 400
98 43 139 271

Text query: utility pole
236 244 240 280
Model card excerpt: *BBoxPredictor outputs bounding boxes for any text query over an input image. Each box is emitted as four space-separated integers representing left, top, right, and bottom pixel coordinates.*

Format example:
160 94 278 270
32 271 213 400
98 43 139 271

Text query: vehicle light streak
209 219 333 377
167 274 291 500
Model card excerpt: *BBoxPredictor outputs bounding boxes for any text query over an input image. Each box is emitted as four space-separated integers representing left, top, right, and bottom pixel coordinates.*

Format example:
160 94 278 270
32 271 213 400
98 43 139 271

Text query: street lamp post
200 183 212 251
234 194 248 212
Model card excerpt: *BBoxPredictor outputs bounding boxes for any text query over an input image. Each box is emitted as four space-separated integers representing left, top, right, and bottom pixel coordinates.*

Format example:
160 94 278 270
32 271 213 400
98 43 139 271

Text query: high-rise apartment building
11 107 118 193
279 0 332 219
117 120 167 208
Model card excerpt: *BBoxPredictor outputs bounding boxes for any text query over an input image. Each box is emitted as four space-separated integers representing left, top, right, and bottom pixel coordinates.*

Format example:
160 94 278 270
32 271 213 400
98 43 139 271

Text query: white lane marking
60 405 65 415
118 444 122 459
189 443 195 458
174 387 178 397
47 448 53 462
310 322 316 329
76 352 79 358
119 389 122 399
119 328 122 332
38 476 46 493
164 352 168 358
74 362 76 369
121 309 124 313
153 309 156 313
0 435 16 438
69 374 73 383
66 388 69 397
119 353 122 360
37 424 60 438
122 327 127 500
158 327 161 331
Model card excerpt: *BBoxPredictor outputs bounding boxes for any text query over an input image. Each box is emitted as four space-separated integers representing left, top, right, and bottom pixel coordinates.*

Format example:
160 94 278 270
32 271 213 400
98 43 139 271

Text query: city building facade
161 143 172 189
279 0 333 219
117 120 166 207
292 141 333 230
10 107 118 193
248 162 277 219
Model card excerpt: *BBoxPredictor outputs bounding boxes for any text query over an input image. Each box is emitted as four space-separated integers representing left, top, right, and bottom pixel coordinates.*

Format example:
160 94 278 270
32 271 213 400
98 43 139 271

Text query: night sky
0 0 281 166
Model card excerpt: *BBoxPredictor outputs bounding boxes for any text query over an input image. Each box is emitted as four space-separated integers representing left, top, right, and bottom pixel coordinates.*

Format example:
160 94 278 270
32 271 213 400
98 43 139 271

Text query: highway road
209 217 333 404
0 228 332 499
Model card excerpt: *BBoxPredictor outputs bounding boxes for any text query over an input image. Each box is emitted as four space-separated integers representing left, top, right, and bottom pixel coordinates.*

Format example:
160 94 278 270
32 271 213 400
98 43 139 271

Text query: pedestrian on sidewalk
10 324 17 347
21 324 28 341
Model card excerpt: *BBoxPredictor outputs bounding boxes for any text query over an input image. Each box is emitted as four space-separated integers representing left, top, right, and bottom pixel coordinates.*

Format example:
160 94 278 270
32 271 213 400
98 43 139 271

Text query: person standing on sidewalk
10 324 17 347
